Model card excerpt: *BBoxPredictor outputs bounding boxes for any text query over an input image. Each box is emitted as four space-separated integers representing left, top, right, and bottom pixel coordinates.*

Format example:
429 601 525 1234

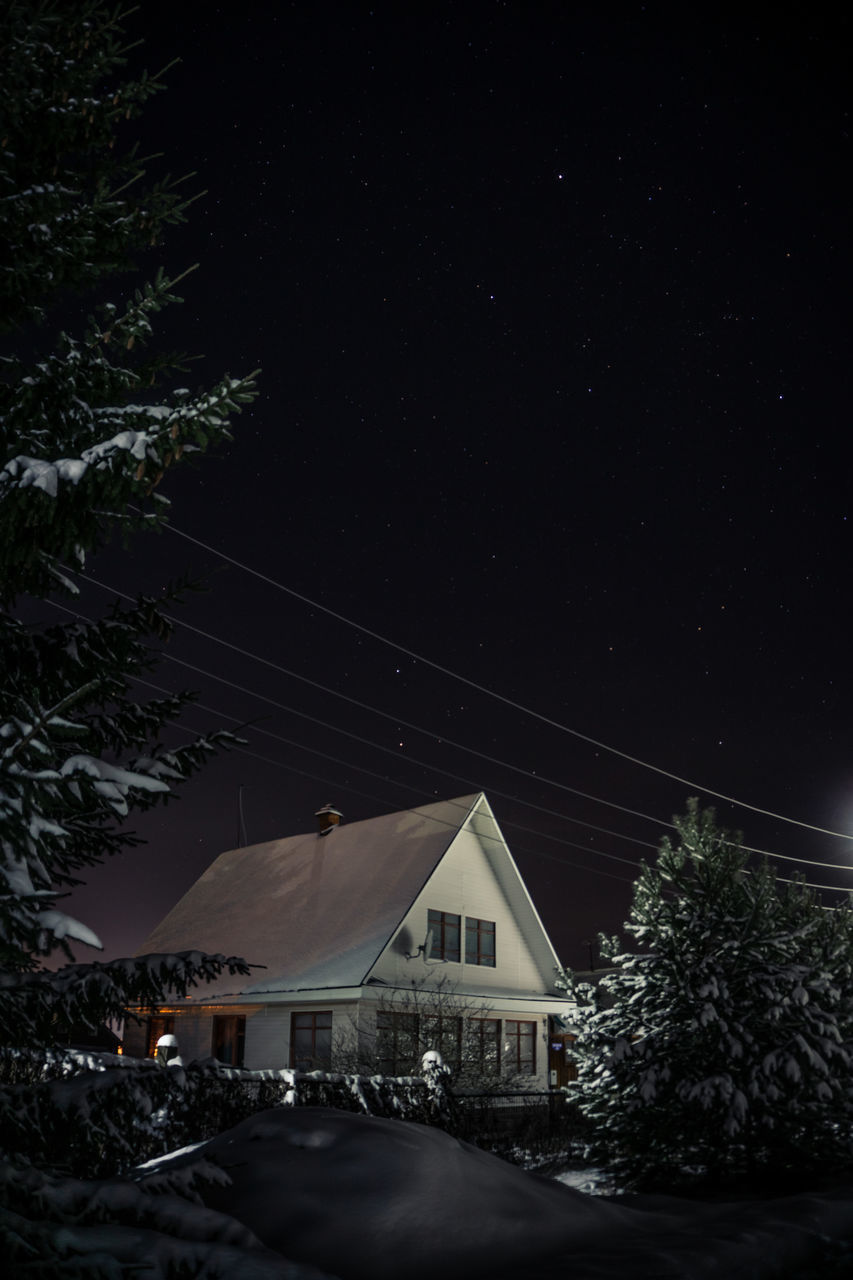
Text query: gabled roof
138 794 483 997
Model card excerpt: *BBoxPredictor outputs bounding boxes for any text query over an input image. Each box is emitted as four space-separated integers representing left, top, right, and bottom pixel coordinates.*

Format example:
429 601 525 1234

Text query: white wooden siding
370 826 545 993
124 1000 363 1070
124 996 550 1087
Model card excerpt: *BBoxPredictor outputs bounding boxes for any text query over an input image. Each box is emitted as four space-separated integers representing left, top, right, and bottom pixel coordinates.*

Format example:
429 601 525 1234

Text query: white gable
368 795 561 996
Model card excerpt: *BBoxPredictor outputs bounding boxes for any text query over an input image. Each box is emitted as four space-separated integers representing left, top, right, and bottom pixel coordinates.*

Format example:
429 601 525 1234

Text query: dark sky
44 1 852 972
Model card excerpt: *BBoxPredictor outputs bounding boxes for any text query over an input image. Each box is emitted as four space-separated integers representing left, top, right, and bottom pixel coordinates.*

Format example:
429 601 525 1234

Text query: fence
9 1045 585 1178
450 1087 580 1144
194 1060 447 1125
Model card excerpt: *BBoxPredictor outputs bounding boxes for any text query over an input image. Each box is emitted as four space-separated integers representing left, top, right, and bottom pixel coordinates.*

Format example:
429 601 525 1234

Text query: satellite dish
405 927 435 961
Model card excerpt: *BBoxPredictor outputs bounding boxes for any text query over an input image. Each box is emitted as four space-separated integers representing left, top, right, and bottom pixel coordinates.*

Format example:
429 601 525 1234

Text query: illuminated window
428 909 460 962
211 1014 246 1067
146 1014 174 1058
290 1011 332 1071
465 917 496 966
504 1020 536 1075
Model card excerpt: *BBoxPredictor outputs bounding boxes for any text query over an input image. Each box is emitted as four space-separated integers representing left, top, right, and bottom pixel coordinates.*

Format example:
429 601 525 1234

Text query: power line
73 573 680 835
48 591 853 879
148 517 853 841
132 672 657 873
160 712 853 897
165 722 643 887
28 591 853 895
43 592 661 870
142 649 853 876
157 659 660 854
139 667 853 890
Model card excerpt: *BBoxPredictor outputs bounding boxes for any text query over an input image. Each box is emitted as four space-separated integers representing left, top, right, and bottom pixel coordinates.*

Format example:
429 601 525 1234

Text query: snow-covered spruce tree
558 800 853 1190
1 0 266 1221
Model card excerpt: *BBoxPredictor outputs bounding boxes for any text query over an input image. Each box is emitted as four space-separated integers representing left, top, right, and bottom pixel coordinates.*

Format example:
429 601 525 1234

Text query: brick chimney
315 803 343 836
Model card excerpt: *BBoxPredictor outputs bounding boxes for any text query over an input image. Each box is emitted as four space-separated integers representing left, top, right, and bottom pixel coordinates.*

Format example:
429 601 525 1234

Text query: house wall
124 1000 362 1071
353 992 552 1090
122 1016 148 1059
370 825 546 994
124 995 554 1088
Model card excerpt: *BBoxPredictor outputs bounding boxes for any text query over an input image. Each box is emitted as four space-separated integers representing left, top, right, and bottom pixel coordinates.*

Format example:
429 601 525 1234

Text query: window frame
465 916 496 967
428 909 461 962
376 1010 420 1076
211 1014 246 1067
504 1019 536 1075
466 1017 501 1077
290 1010 333 1071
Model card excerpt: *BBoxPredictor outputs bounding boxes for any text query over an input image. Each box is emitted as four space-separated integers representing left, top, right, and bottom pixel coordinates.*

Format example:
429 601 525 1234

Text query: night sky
43 1 851 973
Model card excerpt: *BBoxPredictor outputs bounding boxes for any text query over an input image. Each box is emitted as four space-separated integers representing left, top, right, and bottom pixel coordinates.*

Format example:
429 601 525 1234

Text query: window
290 1011 332 1071
376 1011 419 1076
211 1014 246 1067
467 1018 501 1076
427 911 496 966
146 1015 174 1058
465 917 496 967
428 909 460 962
504 1020 536 1075
377 1011 463 1075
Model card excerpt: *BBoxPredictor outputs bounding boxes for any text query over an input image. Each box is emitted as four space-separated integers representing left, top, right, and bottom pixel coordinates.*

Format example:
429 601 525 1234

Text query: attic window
427 910 460 962
465 917 496 967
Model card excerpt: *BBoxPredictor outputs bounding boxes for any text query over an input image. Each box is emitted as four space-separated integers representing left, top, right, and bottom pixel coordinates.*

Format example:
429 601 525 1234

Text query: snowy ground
136 1107 853 1279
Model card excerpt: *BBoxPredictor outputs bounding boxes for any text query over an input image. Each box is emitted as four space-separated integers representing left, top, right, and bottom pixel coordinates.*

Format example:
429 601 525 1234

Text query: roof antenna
237 784 249 848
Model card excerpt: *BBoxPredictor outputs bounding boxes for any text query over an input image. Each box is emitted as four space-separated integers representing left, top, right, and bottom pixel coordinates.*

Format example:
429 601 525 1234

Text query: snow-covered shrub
0 1159 309 1279
558 800 853 1189
1 1043 448 1185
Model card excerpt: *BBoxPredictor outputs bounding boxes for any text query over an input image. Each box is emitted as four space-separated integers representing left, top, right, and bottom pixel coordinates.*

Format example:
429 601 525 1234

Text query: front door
548 1032 578 1088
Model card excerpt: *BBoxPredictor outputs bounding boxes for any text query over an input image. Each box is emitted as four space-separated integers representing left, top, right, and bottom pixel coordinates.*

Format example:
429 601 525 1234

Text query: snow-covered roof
138 794 484 997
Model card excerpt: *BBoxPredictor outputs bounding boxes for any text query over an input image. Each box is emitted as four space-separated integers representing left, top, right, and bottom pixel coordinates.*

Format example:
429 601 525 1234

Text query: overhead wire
157 705 853 896
133 672 652 875
146 516 853 841
133 664 853 894
42 594 658 873
168 645 853 874
156 658 659 853
155 712 642 888
25 595 853 896
48 590 853 881
74 572 680 835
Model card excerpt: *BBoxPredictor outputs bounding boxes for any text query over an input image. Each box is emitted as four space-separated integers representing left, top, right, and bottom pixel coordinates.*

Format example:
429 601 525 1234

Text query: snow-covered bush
558 800 853 1189
1 1048 447 1186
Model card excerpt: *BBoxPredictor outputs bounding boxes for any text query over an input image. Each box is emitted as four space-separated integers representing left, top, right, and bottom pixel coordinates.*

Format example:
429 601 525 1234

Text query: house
123 793 578 1090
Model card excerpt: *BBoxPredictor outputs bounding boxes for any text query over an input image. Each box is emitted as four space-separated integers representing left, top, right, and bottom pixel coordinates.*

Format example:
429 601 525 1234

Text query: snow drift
138 1107 853 1279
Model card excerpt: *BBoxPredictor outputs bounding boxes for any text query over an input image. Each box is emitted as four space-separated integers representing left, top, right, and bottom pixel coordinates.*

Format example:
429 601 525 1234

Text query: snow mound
137 1107 853 1279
